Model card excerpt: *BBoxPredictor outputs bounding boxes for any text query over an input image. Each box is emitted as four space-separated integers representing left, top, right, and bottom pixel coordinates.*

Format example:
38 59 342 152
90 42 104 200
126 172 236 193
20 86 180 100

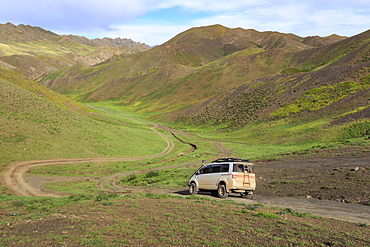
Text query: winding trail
1 121 229 197
1 111 369 224
1 124 175 197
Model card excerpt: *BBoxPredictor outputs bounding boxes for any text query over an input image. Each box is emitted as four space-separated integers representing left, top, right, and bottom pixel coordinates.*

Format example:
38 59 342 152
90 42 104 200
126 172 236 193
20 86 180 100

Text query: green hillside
41 25 345 111
0 23 369 247
0 68 177 170
172 28 370 126
0 23 150 81
1 23 369 166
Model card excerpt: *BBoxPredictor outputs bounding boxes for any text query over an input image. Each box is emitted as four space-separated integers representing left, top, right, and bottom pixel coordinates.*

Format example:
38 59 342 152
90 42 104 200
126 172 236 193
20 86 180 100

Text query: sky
1 0 369 46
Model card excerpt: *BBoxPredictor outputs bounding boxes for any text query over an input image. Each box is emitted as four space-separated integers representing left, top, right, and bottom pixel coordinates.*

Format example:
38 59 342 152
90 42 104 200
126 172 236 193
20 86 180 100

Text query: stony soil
254 146 370 206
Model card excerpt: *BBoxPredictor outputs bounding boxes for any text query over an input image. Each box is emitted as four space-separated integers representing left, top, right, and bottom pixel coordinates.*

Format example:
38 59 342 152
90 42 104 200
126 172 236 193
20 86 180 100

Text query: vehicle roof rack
212 157 250 163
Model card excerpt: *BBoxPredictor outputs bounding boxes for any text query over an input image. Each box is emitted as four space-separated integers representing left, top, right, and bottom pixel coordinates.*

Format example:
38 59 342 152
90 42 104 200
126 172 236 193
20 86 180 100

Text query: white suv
187 158 256 198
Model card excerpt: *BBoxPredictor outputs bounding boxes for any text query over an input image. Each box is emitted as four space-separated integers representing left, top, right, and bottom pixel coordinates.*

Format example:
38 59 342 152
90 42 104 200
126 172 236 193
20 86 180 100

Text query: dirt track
1 123 369 224
0 124 230 197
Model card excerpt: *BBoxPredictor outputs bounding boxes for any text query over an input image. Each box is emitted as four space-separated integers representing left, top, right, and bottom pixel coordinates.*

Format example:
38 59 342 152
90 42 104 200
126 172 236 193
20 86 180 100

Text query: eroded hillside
1 23 369 145
41 25 347 110
0 23 150 81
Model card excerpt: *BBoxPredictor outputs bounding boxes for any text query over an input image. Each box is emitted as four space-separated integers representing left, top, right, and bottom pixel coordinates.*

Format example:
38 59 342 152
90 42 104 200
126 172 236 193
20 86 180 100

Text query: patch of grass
117 162 202 189
254 211 281 219
95 192 119 201
44 180 102 195
143 192 178 199
270 80 370 118
0 194 369 246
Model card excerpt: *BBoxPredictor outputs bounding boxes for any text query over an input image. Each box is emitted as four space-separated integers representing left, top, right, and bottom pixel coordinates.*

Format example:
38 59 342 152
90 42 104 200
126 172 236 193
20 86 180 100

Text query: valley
0 22 369 246
1 104 368 223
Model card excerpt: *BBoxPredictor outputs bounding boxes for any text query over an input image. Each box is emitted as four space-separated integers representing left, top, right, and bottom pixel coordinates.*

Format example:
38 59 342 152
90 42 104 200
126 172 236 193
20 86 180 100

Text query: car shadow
173 189 247 199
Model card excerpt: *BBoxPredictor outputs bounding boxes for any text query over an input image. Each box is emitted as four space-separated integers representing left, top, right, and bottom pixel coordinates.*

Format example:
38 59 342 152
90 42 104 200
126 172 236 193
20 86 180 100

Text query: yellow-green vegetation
29 148 212 179
0 75 195 170
280 67 310 74
178 119 322 160
0 68 90 113
172 50 205 67
301 36 370 70
171 111 370 162
271 80 370 117
0 193 368 246
118 163 202 189
44 180 102 195
0 40 96 57
2 24 370 200
41 162 203 194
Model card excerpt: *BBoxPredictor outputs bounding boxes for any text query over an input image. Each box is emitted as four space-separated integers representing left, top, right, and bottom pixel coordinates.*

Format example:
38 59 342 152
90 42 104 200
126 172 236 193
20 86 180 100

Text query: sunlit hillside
0 68 175 169
1 23 369 164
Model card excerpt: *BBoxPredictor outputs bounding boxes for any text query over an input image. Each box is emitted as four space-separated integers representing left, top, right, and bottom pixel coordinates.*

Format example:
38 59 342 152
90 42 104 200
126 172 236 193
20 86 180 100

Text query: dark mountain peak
84 36 151 48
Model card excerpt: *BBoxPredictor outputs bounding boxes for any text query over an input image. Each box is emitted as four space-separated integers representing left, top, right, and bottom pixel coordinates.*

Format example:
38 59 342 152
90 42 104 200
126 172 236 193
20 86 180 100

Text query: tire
217 184 228 198
189 183 198 195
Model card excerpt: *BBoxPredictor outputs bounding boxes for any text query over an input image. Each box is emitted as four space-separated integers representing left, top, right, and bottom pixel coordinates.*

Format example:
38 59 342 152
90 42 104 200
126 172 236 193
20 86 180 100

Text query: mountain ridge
1 23 369 135
41 24 347 104
0 22 150 48
0 22 151 81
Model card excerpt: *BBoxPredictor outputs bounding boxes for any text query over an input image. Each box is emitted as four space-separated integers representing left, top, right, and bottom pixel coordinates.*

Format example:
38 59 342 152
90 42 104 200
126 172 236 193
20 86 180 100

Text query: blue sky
1 0 369 46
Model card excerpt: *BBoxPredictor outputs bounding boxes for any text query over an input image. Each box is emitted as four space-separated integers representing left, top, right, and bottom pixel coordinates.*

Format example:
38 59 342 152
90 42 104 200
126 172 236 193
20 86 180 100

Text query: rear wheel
217 184 228 198
245 192 253 199
189 183 198 195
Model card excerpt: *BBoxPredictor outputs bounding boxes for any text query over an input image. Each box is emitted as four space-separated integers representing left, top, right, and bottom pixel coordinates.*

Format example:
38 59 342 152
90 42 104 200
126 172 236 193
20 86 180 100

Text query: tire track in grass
96 140 230 193
0 124 176 197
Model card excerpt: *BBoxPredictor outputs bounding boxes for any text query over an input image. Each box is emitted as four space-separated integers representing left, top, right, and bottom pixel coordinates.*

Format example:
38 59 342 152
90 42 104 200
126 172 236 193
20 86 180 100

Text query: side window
202 166 212 174
220 164 229 172
233 164 245 172
211 165 221 173
198 166 205 174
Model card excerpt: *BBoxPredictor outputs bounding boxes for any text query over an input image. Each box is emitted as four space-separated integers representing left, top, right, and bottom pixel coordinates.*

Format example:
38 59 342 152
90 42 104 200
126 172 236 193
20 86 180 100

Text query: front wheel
189 183 198 195
217 184 228 198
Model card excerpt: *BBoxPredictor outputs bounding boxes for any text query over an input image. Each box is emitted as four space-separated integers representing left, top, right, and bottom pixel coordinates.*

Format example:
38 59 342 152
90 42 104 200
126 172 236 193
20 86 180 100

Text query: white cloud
0 0 162 31
93 23 192 46
188 1 370 37
0 0 369 45
155 0 265 12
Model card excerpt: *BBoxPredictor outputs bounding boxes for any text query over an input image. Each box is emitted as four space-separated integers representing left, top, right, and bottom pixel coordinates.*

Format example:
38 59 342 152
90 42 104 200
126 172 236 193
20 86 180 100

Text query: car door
207 165 222 189
196 165 212 189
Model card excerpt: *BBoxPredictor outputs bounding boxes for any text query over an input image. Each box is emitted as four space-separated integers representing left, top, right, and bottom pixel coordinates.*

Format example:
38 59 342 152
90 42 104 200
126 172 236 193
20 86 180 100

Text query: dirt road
0 123 229 197
1 121 369 224
1 124 176 197
255 195 370 224
3 152 370 225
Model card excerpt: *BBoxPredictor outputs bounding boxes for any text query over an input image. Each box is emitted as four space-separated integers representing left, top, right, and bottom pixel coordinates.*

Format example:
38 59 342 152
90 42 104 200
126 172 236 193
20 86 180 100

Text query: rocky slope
0 23 150 81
